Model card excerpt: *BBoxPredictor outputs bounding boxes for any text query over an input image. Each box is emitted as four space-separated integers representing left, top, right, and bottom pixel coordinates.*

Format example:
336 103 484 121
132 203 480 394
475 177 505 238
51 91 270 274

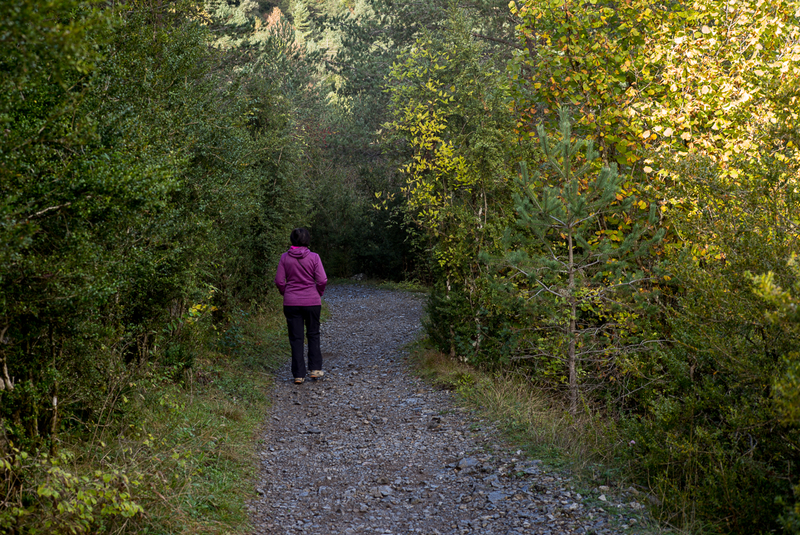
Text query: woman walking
275 228 327 384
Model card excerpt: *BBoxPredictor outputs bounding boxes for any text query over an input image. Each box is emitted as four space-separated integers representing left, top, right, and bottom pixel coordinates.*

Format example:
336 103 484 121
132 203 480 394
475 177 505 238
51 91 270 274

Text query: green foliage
1 301 286 534
621 148 800 532
749 257 800 532
509 0 655 165
386 8 539 357
752 256 800 426
492 109 664 412
1 449 143 534
0 0 311 529
423 279 519 364
311 178 424 279
386 0 800 531
0 0 307 439
309 0 517 280
509 0 800 172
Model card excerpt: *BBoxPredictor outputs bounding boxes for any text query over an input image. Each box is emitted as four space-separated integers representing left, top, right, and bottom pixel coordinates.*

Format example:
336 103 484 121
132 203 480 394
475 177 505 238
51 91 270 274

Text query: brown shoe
308 370 324 379
294 377 304 384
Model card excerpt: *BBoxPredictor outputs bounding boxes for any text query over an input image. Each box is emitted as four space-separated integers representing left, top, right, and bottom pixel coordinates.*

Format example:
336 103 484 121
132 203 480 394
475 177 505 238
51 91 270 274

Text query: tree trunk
568 229 578 414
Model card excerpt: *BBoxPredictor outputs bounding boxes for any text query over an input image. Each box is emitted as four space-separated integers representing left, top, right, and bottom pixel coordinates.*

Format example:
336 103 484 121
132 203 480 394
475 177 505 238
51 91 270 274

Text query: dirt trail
248 285 640 534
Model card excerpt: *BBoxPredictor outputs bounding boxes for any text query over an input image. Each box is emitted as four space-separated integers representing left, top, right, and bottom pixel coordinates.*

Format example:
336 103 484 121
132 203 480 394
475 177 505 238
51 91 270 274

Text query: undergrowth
1 304 287 534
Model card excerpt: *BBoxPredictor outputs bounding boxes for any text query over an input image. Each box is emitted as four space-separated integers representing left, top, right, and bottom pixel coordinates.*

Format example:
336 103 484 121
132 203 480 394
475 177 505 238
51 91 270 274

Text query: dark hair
290 228 311 247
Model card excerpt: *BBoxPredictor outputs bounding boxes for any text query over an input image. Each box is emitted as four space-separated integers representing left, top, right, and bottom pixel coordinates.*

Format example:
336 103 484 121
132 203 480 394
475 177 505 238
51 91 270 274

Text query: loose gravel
249 285 648 534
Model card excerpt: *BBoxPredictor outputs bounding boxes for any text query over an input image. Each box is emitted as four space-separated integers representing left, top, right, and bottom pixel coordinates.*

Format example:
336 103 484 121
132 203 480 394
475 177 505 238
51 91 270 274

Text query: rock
488 491 508 504
458 457 480 470
484 474 504 488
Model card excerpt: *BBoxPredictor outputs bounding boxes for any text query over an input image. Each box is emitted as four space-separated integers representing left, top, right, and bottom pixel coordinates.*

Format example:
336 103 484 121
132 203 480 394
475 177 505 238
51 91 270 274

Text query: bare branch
27 203 72 220
470 32 522 50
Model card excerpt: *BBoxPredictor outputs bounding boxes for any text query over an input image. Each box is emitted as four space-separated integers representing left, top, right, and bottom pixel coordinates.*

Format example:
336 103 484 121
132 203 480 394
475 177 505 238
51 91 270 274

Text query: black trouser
283 305 322 379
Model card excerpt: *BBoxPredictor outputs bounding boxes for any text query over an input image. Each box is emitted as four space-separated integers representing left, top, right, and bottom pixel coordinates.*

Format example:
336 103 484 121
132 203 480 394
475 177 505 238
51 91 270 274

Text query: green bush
622 154 800 533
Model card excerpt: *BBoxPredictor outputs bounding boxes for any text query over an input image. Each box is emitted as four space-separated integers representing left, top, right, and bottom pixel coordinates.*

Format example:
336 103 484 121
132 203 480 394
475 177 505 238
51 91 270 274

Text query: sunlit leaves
644 0 800 180
509 0 657 165
510 0 800 179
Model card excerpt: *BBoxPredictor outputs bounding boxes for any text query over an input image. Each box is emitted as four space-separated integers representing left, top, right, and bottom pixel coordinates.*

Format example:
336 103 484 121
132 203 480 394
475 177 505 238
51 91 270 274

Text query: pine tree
291 0 312 43
499 109 664 413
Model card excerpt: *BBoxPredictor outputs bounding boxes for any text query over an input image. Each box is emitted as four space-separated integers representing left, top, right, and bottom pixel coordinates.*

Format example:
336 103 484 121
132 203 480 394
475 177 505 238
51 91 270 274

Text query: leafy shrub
622 153 800 533
0 449 143 534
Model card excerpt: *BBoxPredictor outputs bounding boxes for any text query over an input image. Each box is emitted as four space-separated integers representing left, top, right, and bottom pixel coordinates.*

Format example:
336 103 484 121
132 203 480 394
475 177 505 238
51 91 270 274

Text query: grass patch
118 358 271 534
409 341 673 534
376 279 429 293
120 306 287 534
326 277 430 294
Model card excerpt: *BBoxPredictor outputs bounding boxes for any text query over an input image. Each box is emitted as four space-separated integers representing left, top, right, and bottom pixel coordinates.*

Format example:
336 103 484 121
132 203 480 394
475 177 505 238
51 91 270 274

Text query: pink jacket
274 247 327 306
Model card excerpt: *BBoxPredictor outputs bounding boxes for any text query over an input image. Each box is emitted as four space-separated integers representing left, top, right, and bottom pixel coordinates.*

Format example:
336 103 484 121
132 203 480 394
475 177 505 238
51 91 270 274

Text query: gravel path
249 285 645 534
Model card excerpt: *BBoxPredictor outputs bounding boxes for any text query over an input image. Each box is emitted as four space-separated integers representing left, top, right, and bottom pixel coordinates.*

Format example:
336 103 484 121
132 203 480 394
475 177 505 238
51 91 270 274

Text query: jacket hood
288 246 310 259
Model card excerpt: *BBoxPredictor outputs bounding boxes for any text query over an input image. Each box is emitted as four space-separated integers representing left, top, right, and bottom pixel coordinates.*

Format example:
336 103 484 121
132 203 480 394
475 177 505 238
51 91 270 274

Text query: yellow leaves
597 229 624 242
513 0 800 186
639 129 658 143
643 166 654 174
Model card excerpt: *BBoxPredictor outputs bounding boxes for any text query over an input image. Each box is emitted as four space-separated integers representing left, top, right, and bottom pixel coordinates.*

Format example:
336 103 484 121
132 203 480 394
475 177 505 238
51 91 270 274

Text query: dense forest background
2 0 800 533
